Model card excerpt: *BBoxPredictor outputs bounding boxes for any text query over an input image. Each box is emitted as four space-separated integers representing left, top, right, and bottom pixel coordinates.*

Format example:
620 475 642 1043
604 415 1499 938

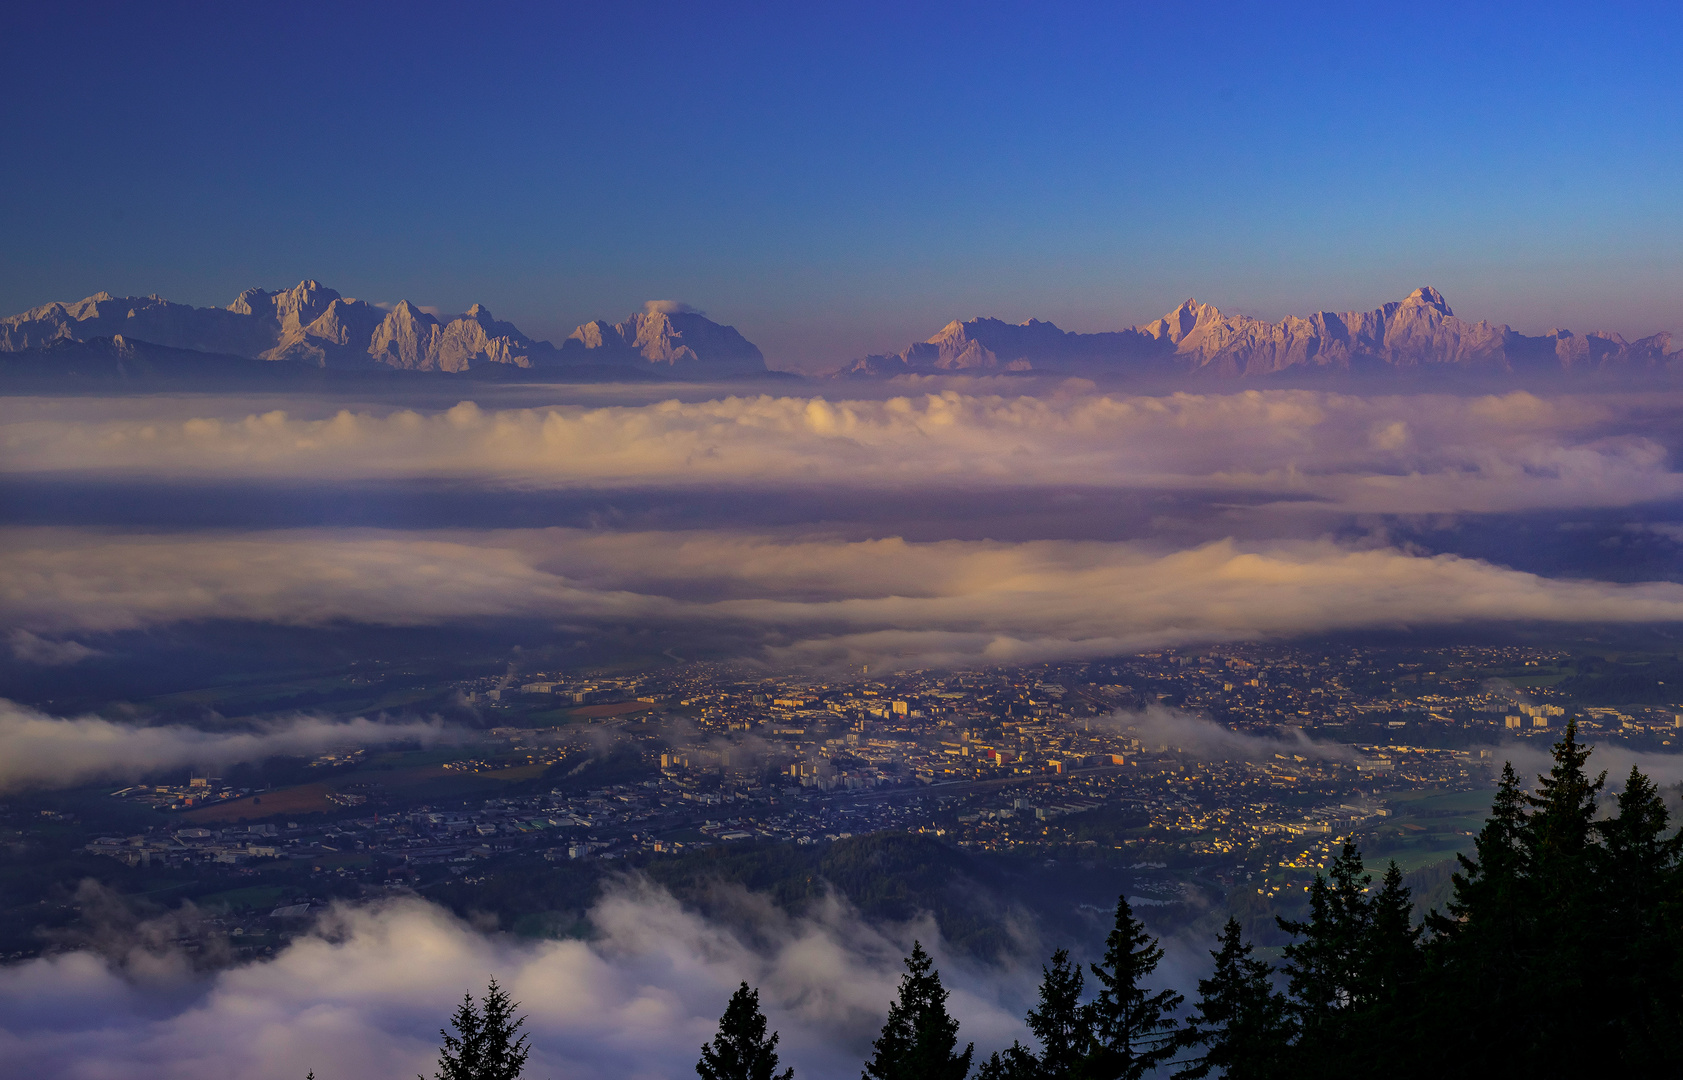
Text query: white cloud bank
5 527 1683 666
0 883 1037 1080
0 700 460 793
2 388 1678 514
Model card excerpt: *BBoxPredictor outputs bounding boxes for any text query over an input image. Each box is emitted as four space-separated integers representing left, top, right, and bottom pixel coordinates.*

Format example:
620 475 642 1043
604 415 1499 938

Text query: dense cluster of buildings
66 642 1679 947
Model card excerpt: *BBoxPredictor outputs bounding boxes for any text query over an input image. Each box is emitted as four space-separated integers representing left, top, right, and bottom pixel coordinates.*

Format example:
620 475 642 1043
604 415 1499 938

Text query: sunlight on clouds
5 528 1683 667
1 389 1676 513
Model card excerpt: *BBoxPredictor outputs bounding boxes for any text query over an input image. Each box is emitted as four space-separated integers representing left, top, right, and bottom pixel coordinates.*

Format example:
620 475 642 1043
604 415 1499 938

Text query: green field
197 884 288 912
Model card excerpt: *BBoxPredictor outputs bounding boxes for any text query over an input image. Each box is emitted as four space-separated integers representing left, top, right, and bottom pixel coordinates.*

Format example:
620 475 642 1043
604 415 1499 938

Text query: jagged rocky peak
837 286 1682 379
226 287 269 316
559 301 766 374
0 280 771 377
1402 285 1453 316
1141 299 1224 344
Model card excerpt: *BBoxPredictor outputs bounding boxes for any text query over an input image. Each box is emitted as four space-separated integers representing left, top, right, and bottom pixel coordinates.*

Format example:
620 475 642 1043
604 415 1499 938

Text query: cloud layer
0 700 459 793
0 883 1037 1080
6 527 1683 666
2 388 1678 514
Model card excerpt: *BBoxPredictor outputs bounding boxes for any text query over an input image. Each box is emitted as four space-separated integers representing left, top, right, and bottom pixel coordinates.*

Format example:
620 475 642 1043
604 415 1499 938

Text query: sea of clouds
5 386 1681 672
3 382 1681 1077
1 388 1679 513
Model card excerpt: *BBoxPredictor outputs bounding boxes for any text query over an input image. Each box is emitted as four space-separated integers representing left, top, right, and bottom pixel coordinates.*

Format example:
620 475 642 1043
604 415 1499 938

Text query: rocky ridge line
838 286 1679 377
0 282 767 375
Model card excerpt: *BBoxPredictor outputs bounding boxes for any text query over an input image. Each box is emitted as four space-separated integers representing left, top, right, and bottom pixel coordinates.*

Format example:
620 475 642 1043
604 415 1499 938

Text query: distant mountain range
0 282 767 376
3 282 1677 384
838 287 1681 378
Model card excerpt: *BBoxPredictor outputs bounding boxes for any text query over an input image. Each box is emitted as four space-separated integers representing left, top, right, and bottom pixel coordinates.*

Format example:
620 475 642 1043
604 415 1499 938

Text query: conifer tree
1083 895 1183 1080
978 947 1089 1080
1427 761 1529 993
1420 729 1622 1076
477 979 530 1080
428 979 529 1080
976 1042 1038 1080
863 941 973 1080
430 991 487 1080
1277 842 1369 1023
1025 948 1085 1078
1520 722 1605 1075
698 982 794 1080
1594 767 1678 1070
1346 861 1422 1069
1524 720 1604 877
1357 862 1420 1009
1173 918 1289 1080
1419 760 1532 1076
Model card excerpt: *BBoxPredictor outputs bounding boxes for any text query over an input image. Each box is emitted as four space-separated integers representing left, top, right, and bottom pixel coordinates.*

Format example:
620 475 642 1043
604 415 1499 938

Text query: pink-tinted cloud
5 528 1683 667
1 389 1676 513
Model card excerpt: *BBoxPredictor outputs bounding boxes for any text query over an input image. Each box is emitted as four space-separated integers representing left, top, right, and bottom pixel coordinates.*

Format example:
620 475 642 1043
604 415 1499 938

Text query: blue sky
2 1 1680 370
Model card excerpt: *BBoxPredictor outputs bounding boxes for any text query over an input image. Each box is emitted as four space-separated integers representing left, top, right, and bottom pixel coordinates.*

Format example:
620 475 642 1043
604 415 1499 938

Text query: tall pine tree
1422 759 1530 1075
1594 766 1679 1070
1025 949 1085 1079
1357 862 1420 1010
863 941 973 1080
698 983 794 1080
1420 726 1630 1076
1275 841 1381 1076
428 978 529 1080
1083 895 1183 1080
430 990 487 1080
1173 918 1289 1080
1277 843 1369 1022
1520 721 1605 1075
979 947 1088 1080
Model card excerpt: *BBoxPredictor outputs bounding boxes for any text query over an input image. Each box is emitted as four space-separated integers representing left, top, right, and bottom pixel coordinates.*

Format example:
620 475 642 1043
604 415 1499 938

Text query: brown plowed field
184 783 337 822
182 761 550 823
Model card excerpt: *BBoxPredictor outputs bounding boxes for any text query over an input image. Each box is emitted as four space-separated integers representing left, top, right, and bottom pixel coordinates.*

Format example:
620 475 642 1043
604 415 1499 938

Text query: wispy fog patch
7 629 99 665
0 881 1038 1080
371 301 444 317
1496 736 1683 797
0 701 464 793
645 300 703 315
1097 705 1360 763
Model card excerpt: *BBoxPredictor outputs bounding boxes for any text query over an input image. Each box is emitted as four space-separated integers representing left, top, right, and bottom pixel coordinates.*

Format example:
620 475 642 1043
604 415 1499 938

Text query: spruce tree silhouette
426 978 529 1080
977 948 1086 1080
1026 949 1086 1078
1174 918 1289 1080
1083 895 1183 1080
1597 766 1680 1066
863 941 973 1080
698 982 794 1080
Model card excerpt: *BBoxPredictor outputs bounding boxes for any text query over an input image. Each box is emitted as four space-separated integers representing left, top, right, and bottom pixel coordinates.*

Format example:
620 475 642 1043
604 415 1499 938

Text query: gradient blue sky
2 1 1680 370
